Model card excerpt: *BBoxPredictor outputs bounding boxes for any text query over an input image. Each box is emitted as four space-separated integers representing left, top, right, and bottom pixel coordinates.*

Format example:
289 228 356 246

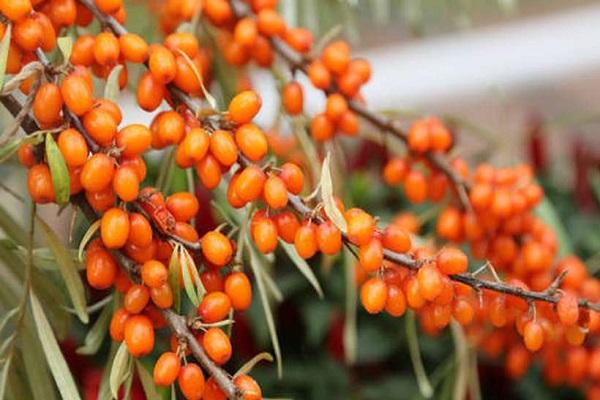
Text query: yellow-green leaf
29 292 82 400
0 132 44 164
135 361 161 400
45 133 71 205
0 24 12 91
76 302 111 355
320 152 347 233
280 240 323 298
78 219 101 262
178 244 200 307
343 248 357 365
234 352 273 377
104 65 124 102
168 246 181 312
57 36 73 66
38 216 88 324
406 310 433 398
110 342 132 399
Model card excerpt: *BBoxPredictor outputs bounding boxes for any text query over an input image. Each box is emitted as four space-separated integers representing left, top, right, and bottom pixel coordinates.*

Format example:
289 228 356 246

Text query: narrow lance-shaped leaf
180 245 206 300
38 216 88 323
104 65 124 102
57 36 73 66
135 361 161 400
168 246 181 312
406 310 433 398
321 152 347 233
177 245 200 307
45 133 71 205
0 357 12 400
77 301 112 355
0 133 44 164
280 240 323 298
0 24 12 91
29 292 82 400
234 352 274 377
175 49 218 111
246 237 283 377
343 248 357 365
110 342 132 399
21 316 59 400
78 219 101 262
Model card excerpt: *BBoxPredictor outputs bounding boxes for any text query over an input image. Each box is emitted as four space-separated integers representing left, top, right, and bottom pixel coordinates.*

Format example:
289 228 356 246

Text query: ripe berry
235 166 266 202
203 377 226 400
228 90 262 124
282 81 303 115
27 164 55 204
166 192 199 222
382 224 411 253
196 155 222 189
209 130 238 167
385 284 407 317
141 260 168 289
274 211 300 244
360 277 387 314
279 163 304 195
81 153 115 192
257 8 286 36
325 94 348 122
109 307 130 341
86 248 117 289
201 231 233 267
124 284 150 314
113 166 140 202
436 247 468 275
417 264 443 301
224 272 252 311
251 214 278 254
345 209 375 246
294 221 318 259
203 328 232 365
404 170 428 203
263 175 288 209
124 315 154 357
153 351 180 387
101 207 130 249
93 31 120 66
197 292 232 323
0 0 32 21
523 320 544 352
149 45 177 84
235 124 268 162
58 129 88 168
316 220 342 255
33 83 63 127
557 292 579 326
178 363 205 400
452 297 475 325
359 238 383 273
116 124 152 158
322 41 350 75
233 374 262 400
307 60 331 89
137 72 165 111
310 113 334 141
150 283 174 309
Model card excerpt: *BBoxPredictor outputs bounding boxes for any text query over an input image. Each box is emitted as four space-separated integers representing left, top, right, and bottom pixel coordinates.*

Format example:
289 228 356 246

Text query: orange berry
0 0 32 21
203 377 226 400
383 157 410 185
235 166 266 202
229 90 262 124
17 144 35 168
263 175 288 209
86 247 117 289
274 211 300 244
95 0 122 13
224 272 252 311
345 209 375 246
196 155 222 189
209 129 238 166
178 363 205 400
93 31 120 66
101 207 130 249
116 124 152 158
404 170 428 203
109 307 130 341
153 351 180 387
197 291 232 323
201 231 233 267
284 27 313 53
322 40 350 75
124 314 154 357
251 213 278 254
557 292 579 326
294 221 318 259
149 45 177 84
436 247 468 275
112 166 139 202
33 83 63 127
385 284 407 317
316 220 342 255
27 164 55 204
181 127 210 163
203 328 232 365
234 17 258 48
57 128 88 168
523 320 544 352
325 94 348 122
137 72 165 111
359 238 383 273
235 124 268 162
307 60 331 89
282 81 303 115
453 297 475 325
150 283 174 309
337 110 359 136
152 111 185 146
166 192 199 222
165 32 199 58
382 224 411 253
279 163 304 195
360 277 388 314
417 264 443 301
61 74 93 116
141 260 168 289
124 284 150 314
310 113 334 141
14 14 43 52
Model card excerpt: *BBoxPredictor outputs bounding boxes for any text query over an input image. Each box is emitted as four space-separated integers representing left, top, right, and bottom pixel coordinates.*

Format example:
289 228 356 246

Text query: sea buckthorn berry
565 324 586 346
284 27 313 53
436 247 468 275
27 164 55 204
453 297 475 325
124 284 150 314
83 108 117 146
294 221 318 259
430 120 452 151
94 99 123 125
263 175 288 209
14 15 43 52
152 111 185 146
173 54 204 94
338 110 359 136
61 73 93 116
209 129 238 166
490 189 512 218
345 209 375 246
180 127 210 163
141 260 168 289
436 206 463 242
404 170 428 203
121 156 147 182
196 155 222 189
325 94 348 122
307 60 331 89
235 124 268 162
17 144 35 168
116 124 152 158
165 32 199 58
224 272 252 311
101 207 130 249
383 157 410 185
557 292 579 326
203 0 233 25
348 58 371 83
203 377 226 400
523 320 544 351
360 277 388 314
274 211 300 243
57 129 88 168
228 90 262 124
127 213 152 248
316 220 342 255
234 17 258 48
359 238 383 273
233 374 262 400
202 271 224 294
149 45 177 84
153 351 180 387
0 0 32 21
124 315 154 357
166 192 199 222
522 241 552 272
428 171 448 201
86 248 117 289
282 81 303 115
201 231 233 267
151 283 174 309
257 9 286 37
203 328 232 365
322 41 351 75
417 264 443 301
95 0 122 13
385 284 407 317
109 307 130 342
113 166 139 202
279 162 304 195
251 214 278 254
198 291 232 323
337 70 361 97
93 31 120 66
469 183 493 211
236 166 266 202
137 72 165 111
33 83 63 127
227 173 246 209
86 186 116 212
310 113 334 141
382 224 411 253
489 296 507 327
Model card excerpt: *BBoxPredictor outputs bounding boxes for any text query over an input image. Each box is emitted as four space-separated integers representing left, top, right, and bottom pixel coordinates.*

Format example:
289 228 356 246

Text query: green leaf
45 133 71 205
104 65 124 102
343 248 357 365
0 24 12 91
177 245 200 307
78 219 101 262
406 310 433 398
234 352 273 377
0 202 28 245
57 36 73 66
76 301 111 355
21 316 59 400
0 308 17 334
279 240 323 298
99 343 119 400
246 237 283 378
110 342 132 399
135 361 161 400
320 152 347 233
29 292 82 400
156 148 176 194
168 247 181 312
0 357 11 400
38 216 88 324
534 196 572 257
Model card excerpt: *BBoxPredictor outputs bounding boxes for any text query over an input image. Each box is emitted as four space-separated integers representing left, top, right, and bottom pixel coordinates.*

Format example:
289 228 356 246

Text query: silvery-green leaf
21 316 58 400
135 361 161 400
0 24 12 91
343 248 357 365
57 36 73 66
110 342 132 399
178 245 200 307
76 302 111 355
29 292 82 400
168 247 181 312
45 133 70 205
104 65 124 102
280 240 323 298
78 219 101 262
320 152 347 232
